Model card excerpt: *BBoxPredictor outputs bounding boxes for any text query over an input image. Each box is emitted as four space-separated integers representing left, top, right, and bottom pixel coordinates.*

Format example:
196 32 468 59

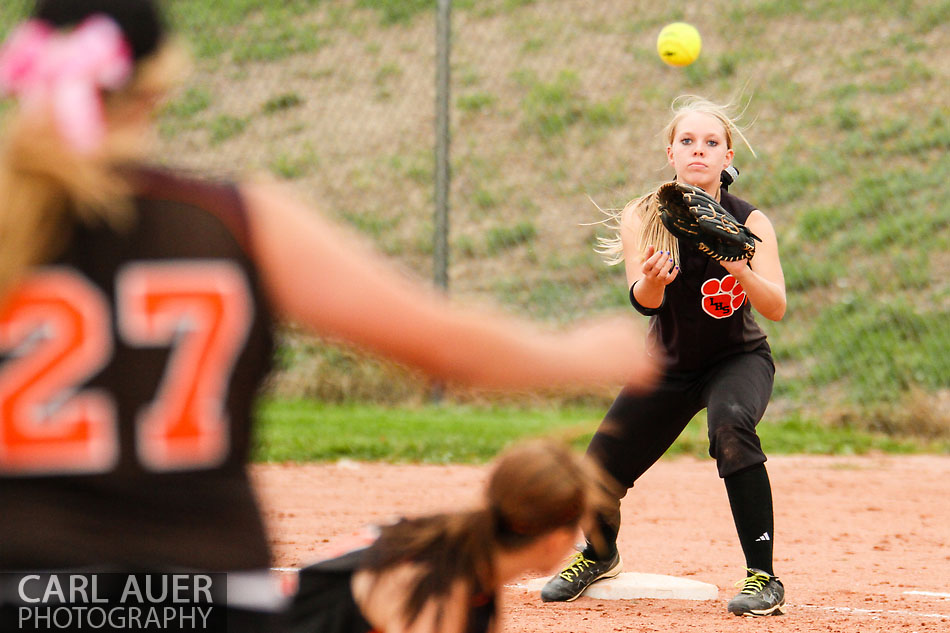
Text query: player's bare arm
720 210 786 321
622 204 679 310
242 180 657 391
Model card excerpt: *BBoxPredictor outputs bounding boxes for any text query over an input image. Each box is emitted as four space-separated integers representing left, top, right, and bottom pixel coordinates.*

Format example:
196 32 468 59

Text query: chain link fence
1 1 948 435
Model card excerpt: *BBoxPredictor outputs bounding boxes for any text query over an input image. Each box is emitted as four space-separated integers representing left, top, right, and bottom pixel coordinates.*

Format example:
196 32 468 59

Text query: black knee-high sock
723 463 774 575
584 505 621 560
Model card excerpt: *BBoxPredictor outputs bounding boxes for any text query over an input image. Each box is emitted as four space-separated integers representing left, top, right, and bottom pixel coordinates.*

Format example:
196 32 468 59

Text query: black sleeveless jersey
648 190 768 371
290 548 496 633
0 167 275 571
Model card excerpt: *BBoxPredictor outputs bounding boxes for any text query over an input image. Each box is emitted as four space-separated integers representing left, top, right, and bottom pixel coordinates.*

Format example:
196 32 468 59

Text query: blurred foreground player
290 440 608 633
0 1 657 630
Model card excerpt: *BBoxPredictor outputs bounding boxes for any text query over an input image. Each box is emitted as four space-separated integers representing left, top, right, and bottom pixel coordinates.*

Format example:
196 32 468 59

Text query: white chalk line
903 590 950 599
788 603 949 620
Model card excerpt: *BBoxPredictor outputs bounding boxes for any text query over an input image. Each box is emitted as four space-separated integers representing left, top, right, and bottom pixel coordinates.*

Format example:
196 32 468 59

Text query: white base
520 572 719 601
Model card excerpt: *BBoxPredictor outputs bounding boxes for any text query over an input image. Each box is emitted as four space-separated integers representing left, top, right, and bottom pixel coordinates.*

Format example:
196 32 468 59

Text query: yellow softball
657 22 702 67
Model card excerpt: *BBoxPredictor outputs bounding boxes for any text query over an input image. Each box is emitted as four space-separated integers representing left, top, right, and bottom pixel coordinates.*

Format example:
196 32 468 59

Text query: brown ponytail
362 439 605 625
362 510 495 627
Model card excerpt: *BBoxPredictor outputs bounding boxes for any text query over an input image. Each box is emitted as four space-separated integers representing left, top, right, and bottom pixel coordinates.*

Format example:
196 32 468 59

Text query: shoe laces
558 552 594 581
735 569 772 595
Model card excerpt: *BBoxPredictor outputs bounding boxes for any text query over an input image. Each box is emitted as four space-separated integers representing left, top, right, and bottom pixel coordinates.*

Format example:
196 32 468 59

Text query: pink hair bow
0 15 133 154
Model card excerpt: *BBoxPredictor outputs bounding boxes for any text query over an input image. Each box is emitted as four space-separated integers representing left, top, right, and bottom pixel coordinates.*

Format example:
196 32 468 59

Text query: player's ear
723 147 734 168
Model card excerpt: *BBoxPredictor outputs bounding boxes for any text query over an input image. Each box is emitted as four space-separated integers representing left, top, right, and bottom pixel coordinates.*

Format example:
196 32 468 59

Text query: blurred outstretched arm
243 181 657 392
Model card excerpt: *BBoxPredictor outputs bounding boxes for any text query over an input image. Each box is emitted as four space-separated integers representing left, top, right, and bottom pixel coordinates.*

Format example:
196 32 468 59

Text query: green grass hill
1 0 947 439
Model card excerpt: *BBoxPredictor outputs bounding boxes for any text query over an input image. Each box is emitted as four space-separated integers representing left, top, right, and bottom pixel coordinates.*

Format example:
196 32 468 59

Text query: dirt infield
253 455 950 632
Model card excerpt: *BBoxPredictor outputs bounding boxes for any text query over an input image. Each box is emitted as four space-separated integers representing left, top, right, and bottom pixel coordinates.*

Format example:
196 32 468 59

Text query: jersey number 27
0 262 252 476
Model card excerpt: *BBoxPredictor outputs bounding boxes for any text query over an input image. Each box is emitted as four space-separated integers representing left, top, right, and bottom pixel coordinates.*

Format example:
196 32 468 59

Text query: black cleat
727 568 786 616
540 550 622 602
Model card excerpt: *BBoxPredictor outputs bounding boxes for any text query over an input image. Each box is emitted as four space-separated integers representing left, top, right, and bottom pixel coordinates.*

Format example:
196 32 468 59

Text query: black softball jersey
648 191 768 371
289 548 496 633
0 167 275 572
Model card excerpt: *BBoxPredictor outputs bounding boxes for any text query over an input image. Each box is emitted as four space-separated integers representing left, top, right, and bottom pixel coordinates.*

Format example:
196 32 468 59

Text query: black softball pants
586 345 774 550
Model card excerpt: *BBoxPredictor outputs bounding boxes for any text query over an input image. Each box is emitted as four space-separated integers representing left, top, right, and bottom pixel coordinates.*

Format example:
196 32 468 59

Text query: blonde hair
595 95 753 268
0 40 186 298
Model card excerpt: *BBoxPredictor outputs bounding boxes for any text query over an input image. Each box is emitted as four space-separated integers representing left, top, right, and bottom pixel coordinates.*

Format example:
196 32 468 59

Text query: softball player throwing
0 2 656 630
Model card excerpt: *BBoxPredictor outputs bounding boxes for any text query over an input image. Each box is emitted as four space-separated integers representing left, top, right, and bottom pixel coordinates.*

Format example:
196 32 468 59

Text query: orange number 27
0 262 252 475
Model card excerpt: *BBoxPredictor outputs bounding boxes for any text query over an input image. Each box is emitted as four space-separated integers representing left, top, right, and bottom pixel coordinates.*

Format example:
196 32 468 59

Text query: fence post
431 0 451 403
434 0 451 292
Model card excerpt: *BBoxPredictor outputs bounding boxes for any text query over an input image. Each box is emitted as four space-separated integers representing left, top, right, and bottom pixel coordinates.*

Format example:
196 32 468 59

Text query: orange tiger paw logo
701 275 745 319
